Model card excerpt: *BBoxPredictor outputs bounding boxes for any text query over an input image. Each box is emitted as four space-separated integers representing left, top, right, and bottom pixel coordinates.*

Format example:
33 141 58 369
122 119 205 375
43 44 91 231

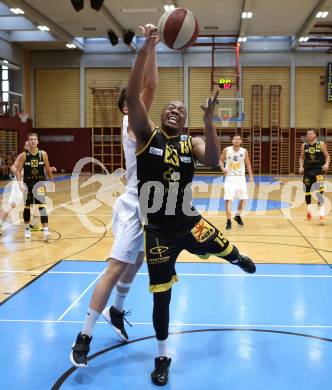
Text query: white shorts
224 175 248 201
110 191 144 264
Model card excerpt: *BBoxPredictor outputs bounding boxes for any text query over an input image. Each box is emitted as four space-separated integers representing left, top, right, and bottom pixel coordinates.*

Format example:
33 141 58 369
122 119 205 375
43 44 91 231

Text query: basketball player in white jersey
220 134 254 230
70 24 159 368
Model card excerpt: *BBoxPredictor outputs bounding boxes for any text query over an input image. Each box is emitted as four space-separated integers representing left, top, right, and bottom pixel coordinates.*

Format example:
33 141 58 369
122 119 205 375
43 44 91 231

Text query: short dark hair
233 134 242 139
307 129 316 134
27 132 38 140
117 87 127 114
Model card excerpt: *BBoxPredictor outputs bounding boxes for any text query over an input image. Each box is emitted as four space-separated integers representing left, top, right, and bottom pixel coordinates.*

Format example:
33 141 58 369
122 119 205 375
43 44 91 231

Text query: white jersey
122 115 138 194
225 146 246 176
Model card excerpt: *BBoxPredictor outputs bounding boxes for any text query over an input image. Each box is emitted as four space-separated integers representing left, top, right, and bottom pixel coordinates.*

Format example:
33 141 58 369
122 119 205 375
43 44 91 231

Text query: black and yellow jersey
136 128 200 232
24 149 46 186
304 141 325 173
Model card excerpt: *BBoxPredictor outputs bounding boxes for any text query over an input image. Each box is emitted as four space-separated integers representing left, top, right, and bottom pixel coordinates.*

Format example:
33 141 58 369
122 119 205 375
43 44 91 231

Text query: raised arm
244 150 254 181
191 90 220 168
321 142 330 172
299 143 305 174
127 28 159 151
140 24 158 113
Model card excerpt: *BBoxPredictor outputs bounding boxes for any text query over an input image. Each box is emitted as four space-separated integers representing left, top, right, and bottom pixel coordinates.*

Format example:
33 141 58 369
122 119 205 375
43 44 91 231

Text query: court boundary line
56 271 104 321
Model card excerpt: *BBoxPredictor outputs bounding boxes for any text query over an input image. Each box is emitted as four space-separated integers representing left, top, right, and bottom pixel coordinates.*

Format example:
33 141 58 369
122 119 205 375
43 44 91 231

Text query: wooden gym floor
0 174 331 304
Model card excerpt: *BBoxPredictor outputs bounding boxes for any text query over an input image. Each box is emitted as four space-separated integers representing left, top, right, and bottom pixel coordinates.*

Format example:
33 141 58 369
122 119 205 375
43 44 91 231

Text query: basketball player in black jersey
299 129 330 224
15 133 54 241
127 28 256 386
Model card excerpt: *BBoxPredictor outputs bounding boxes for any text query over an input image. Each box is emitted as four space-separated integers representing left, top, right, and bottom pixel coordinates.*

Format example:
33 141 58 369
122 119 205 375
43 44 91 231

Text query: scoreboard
327 63 332 102
218 78 232 89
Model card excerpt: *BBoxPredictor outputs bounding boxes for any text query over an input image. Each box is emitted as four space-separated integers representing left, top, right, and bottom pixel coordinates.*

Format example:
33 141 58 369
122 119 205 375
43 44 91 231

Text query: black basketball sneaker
151 356 172 386
70 332 92 368
102 305 132 341
231 255 256 274
226 219 232 230
234 215 244 226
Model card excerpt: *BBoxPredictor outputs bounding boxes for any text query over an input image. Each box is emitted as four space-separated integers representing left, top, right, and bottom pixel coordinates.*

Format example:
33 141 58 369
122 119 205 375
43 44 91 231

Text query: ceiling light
91 0 104 11
66 43 77 49
238 37 247 42
108 30 118 46
242 11 253 19
164 4 175 12
10 8 25 15
37 25 50 32
299 36 309 42
316 11 329 18
71 0 84 12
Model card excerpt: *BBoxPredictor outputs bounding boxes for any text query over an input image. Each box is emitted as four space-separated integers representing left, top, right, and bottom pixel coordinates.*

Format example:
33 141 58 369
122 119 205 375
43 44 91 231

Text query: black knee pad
39 207 48 224
23 207 31 223
153 289 172 341
305 194 312 205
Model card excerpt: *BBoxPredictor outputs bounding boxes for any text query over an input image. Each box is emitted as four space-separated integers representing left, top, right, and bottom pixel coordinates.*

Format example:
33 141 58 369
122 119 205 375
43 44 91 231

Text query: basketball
158 8 199 50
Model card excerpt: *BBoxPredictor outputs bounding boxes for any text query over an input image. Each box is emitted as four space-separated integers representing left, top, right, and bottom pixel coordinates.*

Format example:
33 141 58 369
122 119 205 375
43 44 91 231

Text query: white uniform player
220 134 254 230
224 146 248 201
110 115 143 262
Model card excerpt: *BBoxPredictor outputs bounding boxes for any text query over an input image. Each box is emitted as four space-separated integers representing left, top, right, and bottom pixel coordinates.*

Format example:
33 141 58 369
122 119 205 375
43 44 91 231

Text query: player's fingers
200 104 207 111
212 89 219 104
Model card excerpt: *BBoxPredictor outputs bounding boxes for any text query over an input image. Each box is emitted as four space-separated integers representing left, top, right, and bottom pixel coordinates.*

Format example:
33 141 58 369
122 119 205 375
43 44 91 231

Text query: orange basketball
158 8 199 50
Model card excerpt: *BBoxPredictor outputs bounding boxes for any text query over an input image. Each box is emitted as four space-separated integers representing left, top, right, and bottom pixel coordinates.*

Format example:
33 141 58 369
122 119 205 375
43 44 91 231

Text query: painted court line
1 270 332 278
0 318 332 329
56 271 104 321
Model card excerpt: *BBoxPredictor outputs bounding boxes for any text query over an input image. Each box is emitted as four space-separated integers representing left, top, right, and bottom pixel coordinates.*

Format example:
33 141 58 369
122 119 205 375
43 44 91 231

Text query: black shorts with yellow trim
25 183 46 207
303 170 325 195
145 217 233 293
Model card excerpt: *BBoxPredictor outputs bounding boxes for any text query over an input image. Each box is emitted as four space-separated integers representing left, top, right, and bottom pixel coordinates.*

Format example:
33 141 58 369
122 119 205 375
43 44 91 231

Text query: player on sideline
15 133 54 241
299 129 330 223
220 134 254 229
0 140 57 233
70 24 159 368
127 28 256 386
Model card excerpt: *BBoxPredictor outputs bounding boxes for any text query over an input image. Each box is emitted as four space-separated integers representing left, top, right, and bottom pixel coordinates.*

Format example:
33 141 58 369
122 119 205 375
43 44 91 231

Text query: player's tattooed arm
321 142 330 172
299 143 305 174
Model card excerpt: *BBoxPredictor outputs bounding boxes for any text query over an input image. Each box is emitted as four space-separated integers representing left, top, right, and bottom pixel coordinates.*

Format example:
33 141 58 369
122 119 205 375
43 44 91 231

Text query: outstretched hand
200 89 219 126
139 24 160 51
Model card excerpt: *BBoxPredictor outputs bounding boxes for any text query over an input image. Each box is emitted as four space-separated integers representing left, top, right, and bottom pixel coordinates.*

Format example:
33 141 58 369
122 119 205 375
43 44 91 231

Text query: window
1 63 9 113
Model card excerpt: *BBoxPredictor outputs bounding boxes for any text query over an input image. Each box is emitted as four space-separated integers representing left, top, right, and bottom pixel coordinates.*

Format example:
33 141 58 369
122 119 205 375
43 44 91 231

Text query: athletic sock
82 307 100 337
25 224 29 229
157 338 168 357
319 205 325 217
113 281 131 312
307 204 313 214
43 226 49 232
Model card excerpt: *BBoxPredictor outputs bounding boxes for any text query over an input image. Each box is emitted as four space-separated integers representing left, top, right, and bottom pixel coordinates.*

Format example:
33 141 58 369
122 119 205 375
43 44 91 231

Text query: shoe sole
69 344 88 368
101 307 128 342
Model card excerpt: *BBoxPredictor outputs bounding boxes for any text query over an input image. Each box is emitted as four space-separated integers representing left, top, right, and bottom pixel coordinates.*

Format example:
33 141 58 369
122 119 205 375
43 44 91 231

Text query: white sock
307 204 313 214
82 307 100 337
43 226 49 232
157 338 168 357
319 205 325 217
113 281 131 312
25 224 29 230
30 216 36 227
